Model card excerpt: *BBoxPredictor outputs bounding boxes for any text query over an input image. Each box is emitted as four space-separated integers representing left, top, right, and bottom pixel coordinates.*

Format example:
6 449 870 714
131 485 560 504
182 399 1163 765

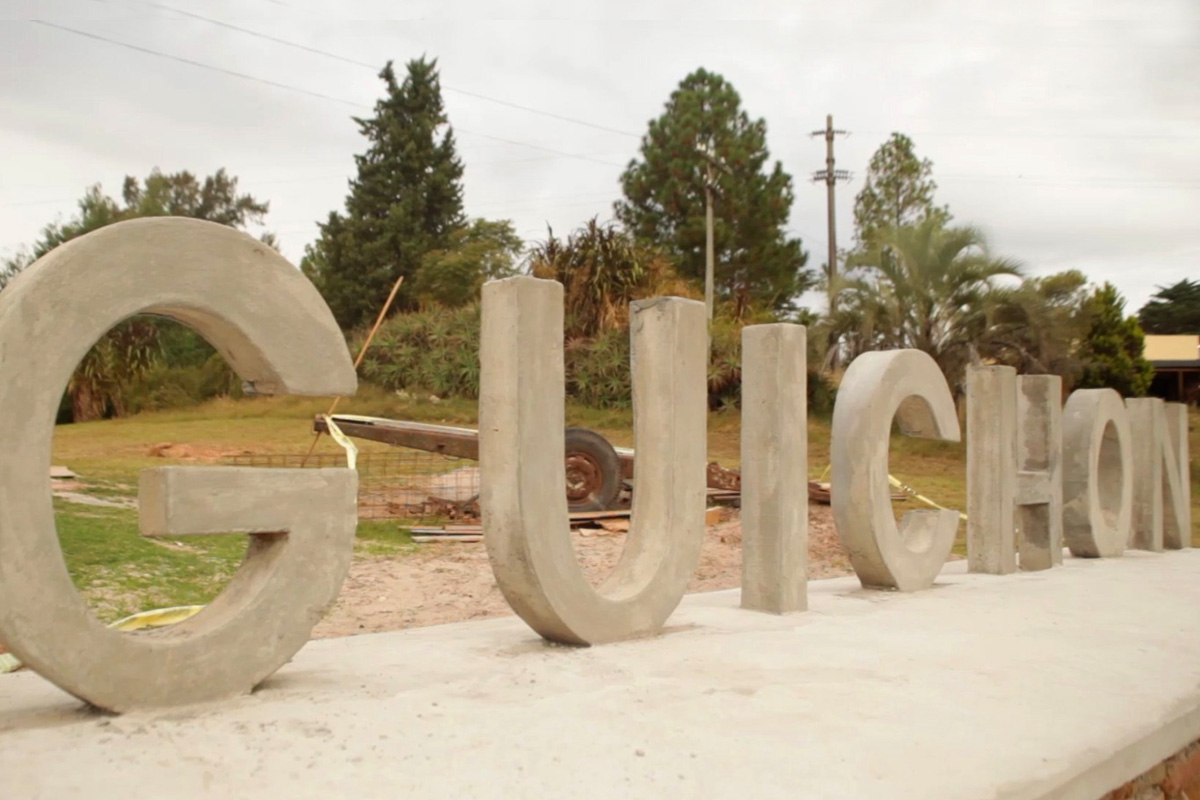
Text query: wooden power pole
811 115 850 316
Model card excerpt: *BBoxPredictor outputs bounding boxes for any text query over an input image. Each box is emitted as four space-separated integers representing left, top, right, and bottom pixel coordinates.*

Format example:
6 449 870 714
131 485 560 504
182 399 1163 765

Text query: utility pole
704 159 715 323
810 114 850 317
696 140 730 323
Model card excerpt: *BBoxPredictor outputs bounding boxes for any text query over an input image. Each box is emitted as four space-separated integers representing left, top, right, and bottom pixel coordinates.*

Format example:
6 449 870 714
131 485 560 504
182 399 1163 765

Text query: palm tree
528 217 694 339
831 218 1022 394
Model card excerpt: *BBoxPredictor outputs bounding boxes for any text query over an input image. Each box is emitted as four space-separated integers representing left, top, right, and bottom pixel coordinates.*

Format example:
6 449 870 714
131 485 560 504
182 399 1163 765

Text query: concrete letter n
1127 398 1192 551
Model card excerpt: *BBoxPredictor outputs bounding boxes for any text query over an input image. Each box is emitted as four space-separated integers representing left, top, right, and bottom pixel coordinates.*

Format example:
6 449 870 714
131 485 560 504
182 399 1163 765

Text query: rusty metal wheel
564 427 622 512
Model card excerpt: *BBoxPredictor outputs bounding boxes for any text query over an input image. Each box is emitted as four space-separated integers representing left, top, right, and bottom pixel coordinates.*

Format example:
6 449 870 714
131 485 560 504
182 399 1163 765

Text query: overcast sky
2 0 1197 313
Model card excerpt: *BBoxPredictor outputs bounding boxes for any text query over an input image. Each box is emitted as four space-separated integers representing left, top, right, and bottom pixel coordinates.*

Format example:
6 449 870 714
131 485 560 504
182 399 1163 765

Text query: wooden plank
412 535 482 543
567 509 632 521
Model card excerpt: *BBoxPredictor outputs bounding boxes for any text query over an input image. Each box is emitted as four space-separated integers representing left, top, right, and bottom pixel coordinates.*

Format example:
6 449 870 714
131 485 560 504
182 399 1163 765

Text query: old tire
564 427 622 512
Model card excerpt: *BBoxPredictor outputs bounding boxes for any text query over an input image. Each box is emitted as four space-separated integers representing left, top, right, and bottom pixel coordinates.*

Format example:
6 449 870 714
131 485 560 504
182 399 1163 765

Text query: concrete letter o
1062 389 1133 558
480 277 707 645
0 218 358 711
831 349 961 591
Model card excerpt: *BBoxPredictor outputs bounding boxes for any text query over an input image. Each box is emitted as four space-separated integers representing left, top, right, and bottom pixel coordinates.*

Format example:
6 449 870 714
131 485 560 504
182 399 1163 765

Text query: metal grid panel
221 450 481 520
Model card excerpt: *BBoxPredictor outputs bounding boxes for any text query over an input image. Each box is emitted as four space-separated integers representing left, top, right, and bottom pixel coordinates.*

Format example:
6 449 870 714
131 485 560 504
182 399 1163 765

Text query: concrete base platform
4 552 1200 800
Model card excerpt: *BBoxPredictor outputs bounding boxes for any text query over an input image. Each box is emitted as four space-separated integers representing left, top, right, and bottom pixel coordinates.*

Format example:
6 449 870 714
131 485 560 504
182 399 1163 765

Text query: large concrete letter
1127 398 1192 551
1016 375 1064 570
1163 402 1192 550
831 349 961 592
967 366 1017 574
480 277 706 645
0 217 358 711
740 324 807 614
1062 389 1132 558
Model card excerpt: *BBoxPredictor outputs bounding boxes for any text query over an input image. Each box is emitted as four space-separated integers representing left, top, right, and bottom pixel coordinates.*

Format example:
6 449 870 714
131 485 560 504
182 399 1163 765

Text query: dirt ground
313 504 852 638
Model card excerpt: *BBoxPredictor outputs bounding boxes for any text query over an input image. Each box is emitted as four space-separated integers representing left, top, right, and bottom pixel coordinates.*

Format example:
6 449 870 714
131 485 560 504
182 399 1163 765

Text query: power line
31 20 626 168
32 19 362 108
855 129 1199 141
125 0 641 138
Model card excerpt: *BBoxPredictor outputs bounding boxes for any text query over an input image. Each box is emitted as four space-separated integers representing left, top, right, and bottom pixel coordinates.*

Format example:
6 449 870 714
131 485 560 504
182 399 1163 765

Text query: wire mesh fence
221 450 482 520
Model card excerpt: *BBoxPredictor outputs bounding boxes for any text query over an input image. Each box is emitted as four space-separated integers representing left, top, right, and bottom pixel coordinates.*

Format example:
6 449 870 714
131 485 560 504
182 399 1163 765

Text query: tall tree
1076 283 1155 397
303 57 466 329
614 68 811 317
852 133 950 249
835 217 1022 394
1 167 271 420
1138 278 1200 334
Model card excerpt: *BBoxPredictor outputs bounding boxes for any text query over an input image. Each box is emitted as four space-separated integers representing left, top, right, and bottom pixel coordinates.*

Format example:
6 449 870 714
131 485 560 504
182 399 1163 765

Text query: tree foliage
834 218 1022 393
1 167 271 421
986 270 1090 384
852 133 951 249
614 68 811 317
528 217 696 339
303 57 466 329
413 218 523 308
1075 283 1155 397
1138 278 1200 335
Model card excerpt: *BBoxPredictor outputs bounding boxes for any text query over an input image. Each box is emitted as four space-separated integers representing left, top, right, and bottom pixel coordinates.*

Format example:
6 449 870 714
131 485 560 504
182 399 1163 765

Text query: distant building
1145 334 1200 405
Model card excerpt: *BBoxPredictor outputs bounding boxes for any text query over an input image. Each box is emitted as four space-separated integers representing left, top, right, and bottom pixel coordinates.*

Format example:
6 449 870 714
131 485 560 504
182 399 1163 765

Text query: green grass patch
45 396 1200 620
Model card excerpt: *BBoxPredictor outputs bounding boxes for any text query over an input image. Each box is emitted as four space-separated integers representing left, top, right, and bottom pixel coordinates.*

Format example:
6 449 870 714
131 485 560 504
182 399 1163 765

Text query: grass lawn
45 387 1200 622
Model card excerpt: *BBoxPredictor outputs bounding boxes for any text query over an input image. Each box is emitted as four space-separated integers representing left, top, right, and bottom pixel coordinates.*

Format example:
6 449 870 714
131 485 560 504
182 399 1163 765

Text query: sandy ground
313 505 851 638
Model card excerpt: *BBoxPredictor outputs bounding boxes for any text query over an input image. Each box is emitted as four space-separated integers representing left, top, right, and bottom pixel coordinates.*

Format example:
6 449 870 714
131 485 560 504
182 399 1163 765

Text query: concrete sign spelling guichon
0 230 1192 710
0 218 359 712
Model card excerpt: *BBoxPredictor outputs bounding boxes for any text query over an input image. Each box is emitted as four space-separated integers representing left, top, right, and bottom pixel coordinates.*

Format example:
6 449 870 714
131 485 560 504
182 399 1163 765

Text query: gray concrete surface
1062 388 1133 558
1129 398 1168 552
1163 402 1193 549
3 553 1199 800
479 278 707 644
1016 375 1064 570
967 365 1018 574
1128 399 1191 552
831 349 961 591
0 217 357 711
740 323 808 614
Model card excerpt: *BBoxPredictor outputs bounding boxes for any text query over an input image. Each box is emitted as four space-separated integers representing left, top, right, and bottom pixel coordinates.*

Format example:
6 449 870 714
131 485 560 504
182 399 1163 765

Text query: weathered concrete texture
0 218 358 712
1129 398 1168 552
4 553 1200 800
1129 399 1193 553
479 277 707 645
831 349 961 591
967 366 1018 574
1162 403 1192 550
1062 389 1133 558
1016 375 1064 570
740 324 808 614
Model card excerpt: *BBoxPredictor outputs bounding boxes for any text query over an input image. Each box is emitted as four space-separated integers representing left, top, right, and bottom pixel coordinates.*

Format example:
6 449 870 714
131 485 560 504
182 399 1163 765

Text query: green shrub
357 305 483 400
358 305 836 413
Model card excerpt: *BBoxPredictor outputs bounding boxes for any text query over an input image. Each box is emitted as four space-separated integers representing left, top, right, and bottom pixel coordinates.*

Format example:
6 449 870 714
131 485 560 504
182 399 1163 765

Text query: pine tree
1138 278 1200 334
614 68 810 317
852 133 950 249
1076 283 1155 397
304 57 466 329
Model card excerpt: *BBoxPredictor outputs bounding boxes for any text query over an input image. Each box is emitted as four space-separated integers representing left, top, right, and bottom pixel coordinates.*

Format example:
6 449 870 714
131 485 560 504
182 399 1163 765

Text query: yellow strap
323 415 358 471
888 474 968 522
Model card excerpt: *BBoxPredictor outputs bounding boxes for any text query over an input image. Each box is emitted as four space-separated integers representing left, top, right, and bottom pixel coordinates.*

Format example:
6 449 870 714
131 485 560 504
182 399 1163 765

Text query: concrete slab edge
1003 696 1200 800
